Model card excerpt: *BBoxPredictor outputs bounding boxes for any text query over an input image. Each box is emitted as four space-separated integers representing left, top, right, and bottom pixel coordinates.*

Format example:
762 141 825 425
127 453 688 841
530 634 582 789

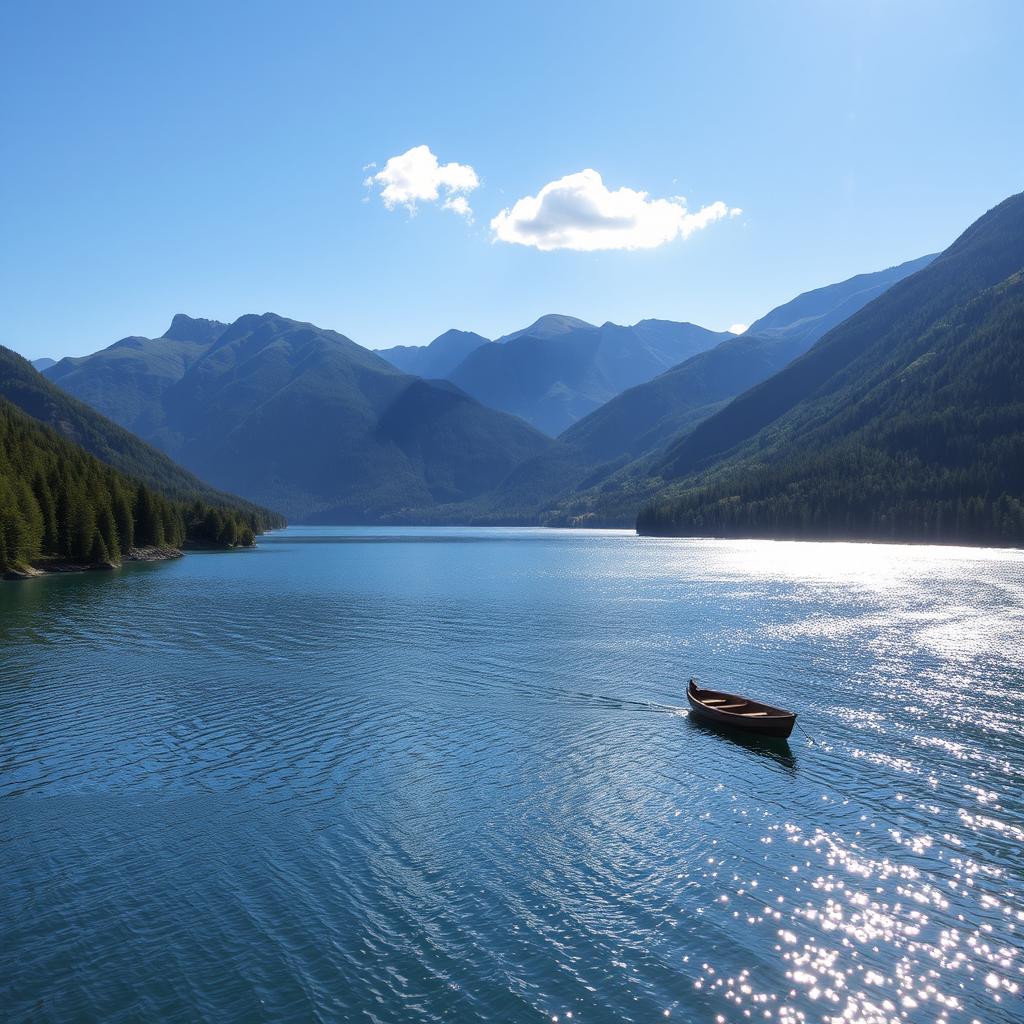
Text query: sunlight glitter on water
1 529 1023 1023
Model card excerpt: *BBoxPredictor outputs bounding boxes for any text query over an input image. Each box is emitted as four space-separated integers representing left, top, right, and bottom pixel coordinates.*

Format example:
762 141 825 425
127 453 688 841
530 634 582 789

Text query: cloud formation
728 323 749 335
366 145 479 216
491 169 740 252
441 195 473 220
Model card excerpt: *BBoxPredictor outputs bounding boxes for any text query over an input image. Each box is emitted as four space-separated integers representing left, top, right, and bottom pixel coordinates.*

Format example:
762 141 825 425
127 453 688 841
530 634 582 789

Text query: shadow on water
684 713 799 774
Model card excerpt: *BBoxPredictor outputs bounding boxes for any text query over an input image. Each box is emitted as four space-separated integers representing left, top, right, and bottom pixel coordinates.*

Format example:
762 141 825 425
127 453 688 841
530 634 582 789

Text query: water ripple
2 528 1023 1023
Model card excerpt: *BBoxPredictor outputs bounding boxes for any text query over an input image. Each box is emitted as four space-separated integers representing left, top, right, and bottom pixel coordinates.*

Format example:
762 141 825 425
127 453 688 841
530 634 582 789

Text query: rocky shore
2 546 183 580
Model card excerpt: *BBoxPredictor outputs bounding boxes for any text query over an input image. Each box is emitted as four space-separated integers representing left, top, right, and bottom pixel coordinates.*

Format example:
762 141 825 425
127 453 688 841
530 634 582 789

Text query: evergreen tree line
0 344 285 535
1 399 261 571
637 439 1024 546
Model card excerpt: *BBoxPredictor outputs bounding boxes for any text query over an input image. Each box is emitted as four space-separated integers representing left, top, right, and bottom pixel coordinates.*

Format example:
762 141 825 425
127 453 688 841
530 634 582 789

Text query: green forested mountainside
639 194 1024 545
447 317 731 435
656 194 1024 483
377 329 490 378
44 313 559 521
1 345 283 529
0 398 263 571
559 254 935 466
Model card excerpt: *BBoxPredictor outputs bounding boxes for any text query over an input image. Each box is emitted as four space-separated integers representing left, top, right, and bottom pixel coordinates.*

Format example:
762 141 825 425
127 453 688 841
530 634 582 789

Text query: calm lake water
2 527 1023 1024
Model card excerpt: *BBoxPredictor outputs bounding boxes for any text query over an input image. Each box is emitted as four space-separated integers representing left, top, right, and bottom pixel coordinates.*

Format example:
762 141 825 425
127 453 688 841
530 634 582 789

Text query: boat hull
686 682 796 739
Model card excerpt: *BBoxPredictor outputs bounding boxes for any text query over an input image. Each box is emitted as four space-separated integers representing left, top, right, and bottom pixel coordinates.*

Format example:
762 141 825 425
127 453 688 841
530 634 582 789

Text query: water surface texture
2 527 1023 1023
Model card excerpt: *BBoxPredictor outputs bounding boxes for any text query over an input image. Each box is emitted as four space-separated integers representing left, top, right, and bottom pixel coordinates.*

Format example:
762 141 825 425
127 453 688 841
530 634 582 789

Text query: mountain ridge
638 191 1024 546
43 313 561 522
559 253 936 467
1 344 282 527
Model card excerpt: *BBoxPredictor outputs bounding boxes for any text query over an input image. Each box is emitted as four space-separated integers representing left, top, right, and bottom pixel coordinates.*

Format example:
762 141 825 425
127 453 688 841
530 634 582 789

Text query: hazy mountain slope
0 344 281 526
448 319 729 434
495 314 594 344
741 254 936 343
377 329 490 378
30 357 55 371
45 314 227 438
48 313 558 522
560 254 935 465
639 192 1024 545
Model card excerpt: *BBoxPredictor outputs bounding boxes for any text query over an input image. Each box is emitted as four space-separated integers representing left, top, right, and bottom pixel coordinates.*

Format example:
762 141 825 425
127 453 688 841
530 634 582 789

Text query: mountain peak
376 329 490 379
431 328 490 346
161 314 228 344
496 314 595 345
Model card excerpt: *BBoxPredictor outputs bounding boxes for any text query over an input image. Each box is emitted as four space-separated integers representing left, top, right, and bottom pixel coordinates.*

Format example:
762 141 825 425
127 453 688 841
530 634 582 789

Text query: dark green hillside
1 345 283 530
640 193 1024 546
375 379 559 505
0 398 264 572
657 195 1024 482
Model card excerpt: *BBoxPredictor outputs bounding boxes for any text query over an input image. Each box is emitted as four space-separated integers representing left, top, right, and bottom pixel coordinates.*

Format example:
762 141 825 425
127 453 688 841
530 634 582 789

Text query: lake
2 527 1023 1023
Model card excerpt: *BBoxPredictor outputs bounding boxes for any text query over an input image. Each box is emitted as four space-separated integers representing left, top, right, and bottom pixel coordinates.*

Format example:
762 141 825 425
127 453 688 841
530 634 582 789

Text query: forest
636 443 1024 546
0 398 267 572
637 206 1024 549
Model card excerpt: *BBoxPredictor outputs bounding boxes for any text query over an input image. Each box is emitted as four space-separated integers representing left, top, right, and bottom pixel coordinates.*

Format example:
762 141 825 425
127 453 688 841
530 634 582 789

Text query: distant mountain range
449 317 734 435
376 329 490 379
378 314 734 435
20 189 1022 546
558 254 936 467
30 357 56 372
638 192 1024 546
45 314 558 521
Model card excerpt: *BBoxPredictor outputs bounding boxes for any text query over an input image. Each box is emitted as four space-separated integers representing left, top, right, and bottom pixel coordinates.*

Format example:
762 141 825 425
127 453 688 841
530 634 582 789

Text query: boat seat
716 702 747 710
740 711 769 717
702 698 728 705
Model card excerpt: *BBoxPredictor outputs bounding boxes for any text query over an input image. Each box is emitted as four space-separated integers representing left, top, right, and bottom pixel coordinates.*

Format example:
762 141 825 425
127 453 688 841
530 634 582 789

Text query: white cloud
366 145 479 217
442 195 473 220
728 323 749 334
490 169 741 252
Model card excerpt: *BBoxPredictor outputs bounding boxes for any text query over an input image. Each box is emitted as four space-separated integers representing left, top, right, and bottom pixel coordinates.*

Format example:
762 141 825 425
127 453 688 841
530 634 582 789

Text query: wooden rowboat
687 678 797 739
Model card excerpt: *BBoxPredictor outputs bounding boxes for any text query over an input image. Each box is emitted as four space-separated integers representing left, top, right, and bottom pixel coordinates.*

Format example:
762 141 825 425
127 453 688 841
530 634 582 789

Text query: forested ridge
638 196 1024 548
1 344 282 528
0 398 269 572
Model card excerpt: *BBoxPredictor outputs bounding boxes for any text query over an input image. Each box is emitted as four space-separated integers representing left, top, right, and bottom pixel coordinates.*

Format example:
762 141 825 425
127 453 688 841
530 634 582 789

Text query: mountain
559 254 935 466
30 357 56 371
377 329 490 378
447 318 732 435
0 394 269 573
495 313 595 344
0 344 281 528
639 192 1024 546
46 314 227 439
45 313 559 522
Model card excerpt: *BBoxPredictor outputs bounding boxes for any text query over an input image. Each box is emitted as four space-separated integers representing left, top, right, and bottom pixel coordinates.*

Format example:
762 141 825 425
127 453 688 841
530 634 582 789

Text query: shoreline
2 545 184 581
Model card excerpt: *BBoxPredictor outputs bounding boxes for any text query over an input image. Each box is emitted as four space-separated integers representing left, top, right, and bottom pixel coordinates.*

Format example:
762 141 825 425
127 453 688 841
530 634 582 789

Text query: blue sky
3 0 1022 359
